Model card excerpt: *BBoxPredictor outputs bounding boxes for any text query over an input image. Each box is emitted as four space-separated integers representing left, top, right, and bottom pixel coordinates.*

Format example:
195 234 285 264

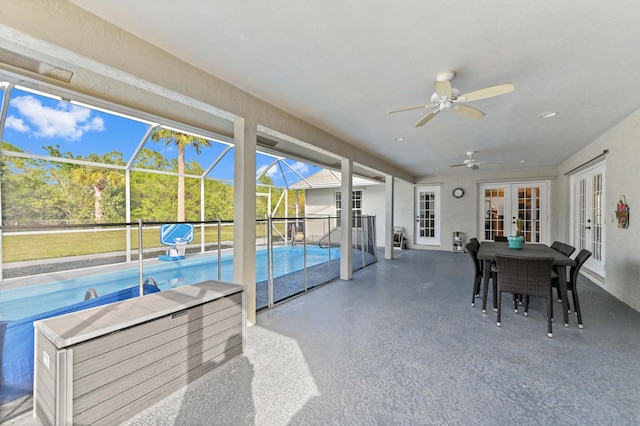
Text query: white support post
340 158 353 280
385 175 394 260
233 118 257 326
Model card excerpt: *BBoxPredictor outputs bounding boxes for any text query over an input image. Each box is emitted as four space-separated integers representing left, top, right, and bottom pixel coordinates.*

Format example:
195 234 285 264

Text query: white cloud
259 161 311 180
289 161 310 175
257 164 272 177
9 95 105 141
5 116 30 132
266 164 279 178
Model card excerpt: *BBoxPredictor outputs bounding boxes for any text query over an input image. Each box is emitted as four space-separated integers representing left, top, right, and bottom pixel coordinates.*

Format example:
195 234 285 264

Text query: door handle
585 226 591 230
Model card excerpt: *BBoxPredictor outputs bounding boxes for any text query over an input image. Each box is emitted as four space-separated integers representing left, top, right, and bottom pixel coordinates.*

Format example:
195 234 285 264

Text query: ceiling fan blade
389 105 429 114
415 109 440 127
469 164 480 171
434 80 452 98
449 163 467 168
459 83 515 102
453 104 485 120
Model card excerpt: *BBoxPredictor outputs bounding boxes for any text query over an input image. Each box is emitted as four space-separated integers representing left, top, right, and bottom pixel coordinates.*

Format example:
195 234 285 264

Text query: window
335 190 363 227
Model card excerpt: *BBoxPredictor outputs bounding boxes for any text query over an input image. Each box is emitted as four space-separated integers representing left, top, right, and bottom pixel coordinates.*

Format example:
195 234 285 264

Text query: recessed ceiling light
393 136 405 142
520 160 526 163
539 112 558 119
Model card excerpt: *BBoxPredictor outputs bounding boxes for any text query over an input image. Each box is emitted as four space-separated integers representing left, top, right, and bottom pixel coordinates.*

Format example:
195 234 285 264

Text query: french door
479 181 549 244
571 162 605 277
415 186 440 245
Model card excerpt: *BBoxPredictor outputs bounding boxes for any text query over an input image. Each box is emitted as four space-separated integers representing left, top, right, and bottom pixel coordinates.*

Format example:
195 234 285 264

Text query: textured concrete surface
7 249 640 425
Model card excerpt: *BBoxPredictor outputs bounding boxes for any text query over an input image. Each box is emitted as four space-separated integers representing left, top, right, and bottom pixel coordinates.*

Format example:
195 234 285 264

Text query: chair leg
546 296 553 338
524 295 529 316
496 291 502 327
472 275 482 306
556 284 563 303
512 294 518 313
572 289 583 328
492 274 498 312
471 276 479 306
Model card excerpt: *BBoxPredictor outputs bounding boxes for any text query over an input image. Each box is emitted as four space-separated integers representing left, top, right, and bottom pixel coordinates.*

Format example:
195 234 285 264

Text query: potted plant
507 218 525 249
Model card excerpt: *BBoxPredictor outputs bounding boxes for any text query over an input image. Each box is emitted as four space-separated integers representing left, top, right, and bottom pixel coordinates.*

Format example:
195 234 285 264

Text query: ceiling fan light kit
436 70 455 82
449 151 497 171
389 70 515 127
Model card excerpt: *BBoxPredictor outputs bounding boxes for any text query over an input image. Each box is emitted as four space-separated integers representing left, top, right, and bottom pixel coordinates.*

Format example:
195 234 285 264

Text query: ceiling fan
389 70 514 127
450 151 495 171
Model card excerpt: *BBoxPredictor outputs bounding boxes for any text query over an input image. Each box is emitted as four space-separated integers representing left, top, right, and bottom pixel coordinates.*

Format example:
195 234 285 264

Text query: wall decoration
615 196 629 229
452 187 464 198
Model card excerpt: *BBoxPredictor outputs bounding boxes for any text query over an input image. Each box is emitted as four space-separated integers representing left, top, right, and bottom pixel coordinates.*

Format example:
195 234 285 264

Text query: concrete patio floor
7 248 640 425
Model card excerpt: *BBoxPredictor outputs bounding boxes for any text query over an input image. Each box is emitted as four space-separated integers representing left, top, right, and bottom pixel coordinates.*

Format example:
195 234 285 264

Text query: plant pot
507 236 525 249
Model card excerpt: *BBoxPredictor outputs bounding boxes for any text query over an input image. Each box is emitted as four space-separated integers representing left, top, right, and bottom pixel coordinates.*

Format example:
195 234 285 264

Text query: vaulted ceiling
69 0 640 177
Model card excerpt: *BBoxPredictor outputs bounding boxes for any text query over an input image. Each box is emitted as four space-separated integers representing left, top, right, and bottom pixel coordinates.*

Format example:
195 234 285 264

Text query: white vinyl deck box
33 281 245 425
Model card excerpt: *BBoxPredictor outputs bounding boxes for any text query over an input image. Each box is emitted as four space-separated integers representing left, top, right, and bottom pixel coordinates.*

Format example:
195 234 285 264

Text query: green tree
70 152 126 223
130 148 177 221
204 179 234 220
150 129 211 221
2 142 94 224
43 146 126 223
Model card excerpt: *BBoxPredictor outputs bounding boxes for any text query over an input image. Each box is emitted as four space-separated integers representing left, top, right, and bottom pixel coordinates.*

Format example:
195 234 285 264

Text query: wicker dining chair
494 236 508 242
551 241 576 257
495 255 555 337
469 237 480 250
552 249 592 328
550 241 576 303
465 242 496 307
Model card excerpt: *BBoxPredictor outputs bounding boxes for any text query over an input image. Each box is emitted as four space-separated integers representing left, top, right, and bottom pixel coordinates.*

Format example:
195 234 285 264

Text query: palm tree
151 128 211 221
69 152 125 223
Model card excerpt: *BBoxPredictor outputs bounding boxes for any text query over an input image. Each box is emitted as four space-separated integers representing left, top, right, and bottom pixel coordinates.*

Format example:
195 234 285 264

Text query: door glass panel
592 172 603 261
415 186 440 245
420 192 436 238
483 188 505 240
578 178 587 251
516 186 541 243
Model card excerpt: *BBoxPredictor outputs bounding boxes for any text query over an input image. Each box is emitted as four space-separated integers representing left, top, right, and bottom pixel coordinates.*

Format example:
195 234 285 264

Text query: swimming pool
0 245 340 321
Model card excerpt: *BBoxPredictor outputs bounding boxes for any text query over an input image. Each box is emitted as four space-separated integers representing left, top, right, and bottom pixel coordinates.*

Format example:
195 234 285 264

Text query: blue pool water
0 245 340 321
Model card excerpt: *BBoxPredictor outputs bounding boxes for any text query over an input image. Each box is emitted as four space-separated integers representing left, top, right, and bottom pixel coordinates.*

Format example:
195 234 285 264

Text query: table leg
482 259 491 313
557 265 570 327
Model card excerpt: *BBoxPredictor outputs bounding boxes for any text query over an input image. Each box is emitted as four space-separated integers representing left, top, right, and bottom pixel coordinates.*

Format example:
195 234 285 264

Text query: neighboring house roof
290 169 381 189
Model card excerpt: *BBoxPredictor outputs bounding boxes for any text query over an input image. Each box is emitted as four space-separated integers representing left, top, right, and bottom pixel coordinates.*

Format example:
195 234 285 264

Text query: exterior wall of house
304 186 388 245
557 109 640 312
304 188 339 243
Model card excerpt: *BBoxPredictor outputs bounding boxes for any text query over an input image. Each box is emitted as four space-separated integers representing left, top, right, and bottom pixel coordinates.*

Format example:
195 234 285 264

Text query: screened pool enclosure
0 77 378 420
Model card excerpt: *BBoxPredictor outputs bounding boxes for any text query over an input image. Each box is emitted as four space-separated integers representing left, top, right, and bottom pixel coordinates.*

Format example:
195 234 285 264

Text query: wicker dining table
477 241 576 327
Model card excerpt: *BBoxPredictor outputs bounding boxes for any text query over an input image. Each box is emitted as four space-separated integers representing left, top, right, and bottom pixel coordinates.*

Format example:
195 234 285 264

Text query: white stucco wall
397 166 558 250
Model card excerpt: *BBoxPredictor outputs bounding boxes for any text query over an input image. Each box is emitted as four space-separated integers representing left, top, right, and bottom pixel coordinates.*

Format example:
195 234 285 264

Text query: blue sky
1 86 320 186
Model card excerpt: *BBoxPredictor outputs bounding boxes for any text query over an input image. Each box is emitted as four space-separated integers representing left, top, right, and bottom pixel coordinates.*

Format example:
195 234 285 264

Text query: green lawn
2 225 237 263
1 223 290 263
